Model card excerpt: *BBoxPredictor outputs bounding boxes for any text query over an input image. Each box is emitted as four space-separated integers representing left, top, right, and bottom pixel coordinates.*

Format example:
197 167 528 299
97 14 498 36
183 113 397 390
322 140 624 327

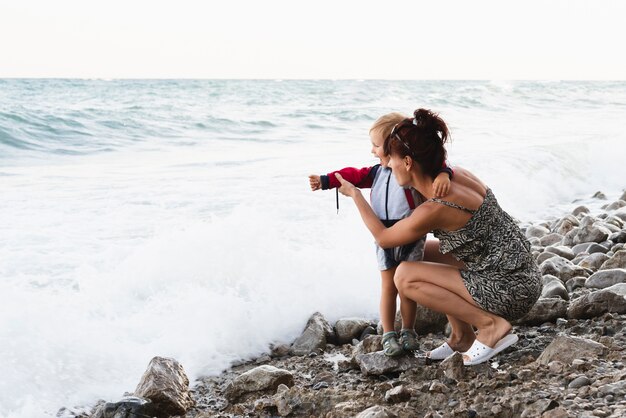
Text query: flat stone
225 365 294 402
539 233 563 247
356 351 423 376
545 245 575 260
540 256 588 281
537 251 558 265
536 335 607 365
606 200 626 211
355 405 398 418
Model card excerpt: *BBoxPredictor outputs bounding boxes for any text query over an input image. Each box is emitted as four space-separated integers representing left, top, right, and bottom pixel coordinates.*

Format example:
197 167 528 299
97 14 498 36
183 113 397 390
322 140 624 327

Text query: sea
1 79 625 417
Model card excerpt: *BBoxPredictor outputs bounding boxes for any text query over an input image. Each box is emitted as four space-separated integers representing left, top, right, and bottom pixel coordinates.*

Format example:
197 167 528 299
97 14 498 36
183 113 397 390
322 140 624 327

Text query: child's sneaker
400 329 419 352
382 331 403 357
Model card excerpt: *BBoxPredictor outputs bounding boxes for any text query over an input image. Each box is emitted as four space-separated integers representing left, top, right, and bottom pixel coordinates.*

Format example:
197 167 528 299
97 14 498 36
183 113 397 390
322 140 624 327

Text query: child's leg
380 267 398 333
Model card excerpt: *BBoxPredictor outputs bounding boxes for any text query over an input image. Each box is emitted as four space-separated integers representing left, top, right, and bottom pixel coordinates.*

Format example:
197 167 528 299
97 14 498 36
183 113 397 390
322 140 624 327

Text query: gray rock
605 215 625 228
599 250 626 270
521 399 559 418
578 253 610 271
540 256 588 281
598 380 626 396
587 243 610 254
515 298 568 325
225 365 294 402
536 251 558 265
352 335 383 359
440 351 464 381
574 222 611 244
603 223 622 233
92 397 154 418
567 283 626 318
536 335 607 365
384 385 411 403
620 190 626 201
541 280 569 300
291 312 335 355
565 277 587 292
526 225 550 239
561 229 579 246
572 206 590 217
527 236 541 246
611 208 626 222
335 317 371 345
606 200 626 211
585 269 626 288
610 231 626 244
568 375 592 389
539 233 563 247
552 214 580 236
545 245 575 260
572 242 593 255
356 351 422 376
133 357 194 417
412 305 448 334
592 191 607 200
355 405 398 418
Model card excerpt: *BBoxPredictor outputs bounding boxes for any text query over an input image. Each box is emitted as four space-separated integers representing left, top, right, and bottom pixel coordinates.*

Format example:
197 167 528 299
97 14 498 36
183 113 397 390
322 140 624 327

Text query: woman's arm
335 173 435 249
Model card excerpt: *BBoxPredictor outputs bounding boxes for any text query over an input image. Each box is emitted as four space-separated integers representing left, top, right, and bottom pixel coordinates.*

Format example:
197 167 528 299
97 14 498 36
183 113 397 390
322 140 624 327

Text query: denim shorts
375 237 426 271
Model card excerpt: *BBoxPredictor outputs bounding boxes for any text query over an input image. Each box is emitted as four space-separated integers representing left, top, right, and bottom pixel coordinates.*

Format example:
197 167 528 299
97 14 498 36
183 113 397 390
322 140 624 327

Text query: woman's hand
334 173 359 198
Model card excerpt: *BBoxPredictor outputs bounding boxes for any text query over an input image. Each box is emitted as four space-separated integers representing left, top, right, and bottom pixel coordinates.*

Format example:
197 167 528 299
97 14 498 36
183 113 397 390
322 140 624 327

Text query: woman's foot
382 331 404 357
462 316 512 364
426 333 475 360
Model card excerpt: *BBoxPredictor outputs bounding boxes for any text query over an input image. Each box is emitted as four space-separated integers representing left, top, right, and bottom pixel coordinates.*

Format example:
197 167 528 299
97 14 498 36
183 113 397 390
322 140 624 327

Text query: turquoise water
1 79 625 417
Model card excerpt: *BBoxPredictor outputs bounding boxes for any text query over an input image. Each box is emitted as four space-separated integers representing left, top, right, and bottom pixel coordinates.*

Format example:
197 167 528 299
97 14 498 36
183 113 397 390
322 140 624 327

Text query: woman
335 108 541 365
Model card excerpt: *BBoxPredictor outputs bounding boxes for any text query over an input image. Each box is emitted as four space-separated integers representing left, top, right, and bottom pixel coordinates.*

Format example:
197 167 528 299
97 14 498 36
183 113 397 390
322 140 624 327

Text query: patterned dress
427 188 542 321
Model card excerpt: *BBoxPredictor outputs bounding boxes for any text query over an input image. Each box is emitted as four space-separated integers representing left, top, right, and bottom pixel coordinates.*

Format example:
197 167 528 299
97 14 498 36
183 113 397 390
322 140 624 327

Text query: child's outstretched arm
309 175 322 191
309 166 377 192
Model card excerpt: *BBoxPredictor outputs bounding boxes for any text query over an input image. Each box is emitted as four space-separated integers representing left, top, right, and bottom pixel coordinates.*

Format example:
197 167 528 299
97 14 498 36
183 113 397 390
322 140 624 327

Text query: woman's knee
393 262 420 292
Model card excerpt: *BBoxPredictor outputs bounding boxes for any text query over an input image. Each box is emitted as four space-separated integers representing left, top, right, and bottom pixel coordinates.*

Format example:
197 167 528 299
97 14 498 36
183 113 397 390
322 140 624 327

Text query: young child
309 113 453 356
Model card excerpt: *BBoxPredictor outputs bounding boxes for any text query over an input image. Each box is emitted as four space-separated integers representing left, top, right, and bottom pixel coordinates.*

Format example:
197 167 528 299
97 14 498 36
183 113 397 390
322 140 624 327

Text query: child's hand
433 172 451 197
309 175 321 191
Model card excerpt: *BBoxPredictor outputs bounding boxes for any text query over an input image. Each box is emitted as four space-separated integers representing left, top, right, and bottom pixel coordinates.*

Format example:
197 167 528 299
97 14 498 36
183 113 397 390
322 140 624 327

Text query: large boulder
567 283 626 319
544 245 575 260
536 335 607 365
133 357 194 417
290 312 335 355
224 365 294 402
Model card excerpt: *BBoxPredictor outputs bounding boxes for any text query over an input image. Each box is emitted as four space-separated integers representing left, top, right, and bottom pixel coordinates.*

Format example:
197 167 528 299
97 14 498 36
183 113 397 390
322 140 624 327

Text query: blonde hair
369 112 408 140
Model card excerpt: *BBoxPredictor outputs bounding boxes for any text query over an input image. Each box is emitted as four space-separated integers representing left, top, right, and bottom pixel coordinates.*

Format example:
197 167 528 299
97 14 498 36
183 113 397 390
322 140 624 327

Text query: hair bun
412 108 449 144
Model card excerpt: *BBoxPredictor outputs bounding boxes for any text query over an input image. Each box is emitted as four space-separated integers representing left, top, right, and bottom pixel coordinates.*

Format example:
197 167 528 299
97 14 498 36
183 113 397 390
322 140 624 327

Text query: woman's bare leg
422 239 475 350
394 261 512 350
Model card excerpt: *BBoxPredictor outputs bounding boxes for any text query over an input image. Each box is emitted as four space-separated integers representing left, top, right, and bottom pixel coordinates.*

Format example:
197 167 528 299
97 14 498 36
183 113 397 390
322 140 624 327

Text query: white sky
0 0 625 79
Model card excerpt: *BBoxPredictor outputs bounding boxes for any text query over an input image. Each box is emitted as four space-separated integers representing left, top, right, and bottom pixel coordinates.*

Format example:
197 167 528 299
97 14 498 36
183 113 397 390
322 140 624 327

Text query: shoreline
59 189 626 418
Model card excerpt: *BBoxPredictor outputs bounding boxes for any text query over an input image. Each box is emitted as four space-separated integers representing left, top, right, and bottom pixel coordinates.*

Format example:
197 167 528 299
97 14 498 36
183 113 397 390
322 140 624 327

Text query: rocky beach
58 190 626 418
